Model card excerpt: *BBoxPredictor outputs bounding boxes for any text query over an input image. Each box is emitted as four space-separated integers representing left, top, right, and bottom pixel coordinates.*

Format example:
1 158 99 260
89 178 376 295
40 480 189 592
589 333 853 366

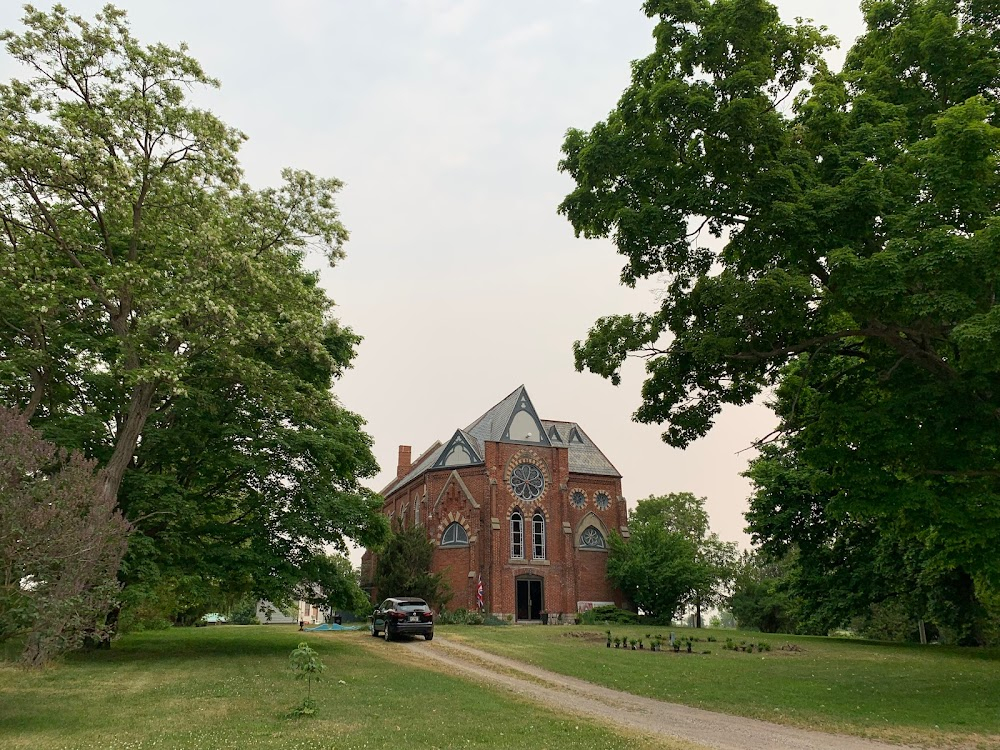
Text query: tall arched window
532 511 546 559
510 509 524 559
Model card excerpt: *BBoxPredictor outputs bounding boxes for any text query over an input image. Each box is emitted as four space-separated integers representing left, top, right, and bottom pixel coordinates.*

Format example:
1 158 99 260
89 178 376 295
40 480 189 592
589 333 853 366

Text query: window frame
532 511 546 559
440 522 469 548
579 525 606 550
510 509 524 559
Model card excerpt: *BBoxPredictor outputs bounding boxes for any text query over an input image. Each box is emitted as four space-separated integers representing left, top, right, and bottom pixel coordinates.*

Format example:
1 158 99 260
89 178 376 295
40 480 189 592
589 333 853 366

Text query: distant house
256 601 297 624
363 386 629 622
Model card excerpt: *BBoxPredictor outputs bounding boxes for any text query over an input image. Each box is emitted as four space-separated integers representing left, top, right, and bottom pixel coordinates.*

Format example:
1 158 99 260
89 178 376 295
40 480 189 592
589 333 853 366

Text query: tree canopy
0 5 387 627
560 0 1000 592
371 523 451 610
608 492 736 622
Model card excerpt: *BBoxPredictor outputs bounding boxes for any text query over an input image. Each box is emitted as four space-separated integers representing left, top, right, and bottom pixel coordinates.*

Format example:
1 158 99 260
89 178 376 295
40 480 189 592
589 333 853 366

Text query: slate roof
540 419 621 478
381 386 621 494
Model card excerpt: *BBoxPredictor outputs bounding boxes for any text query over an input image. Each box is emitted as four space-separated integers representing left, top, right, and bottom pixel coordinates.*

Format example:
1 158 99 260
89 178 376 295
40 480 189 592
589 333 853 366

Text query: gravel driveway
376 634 923 750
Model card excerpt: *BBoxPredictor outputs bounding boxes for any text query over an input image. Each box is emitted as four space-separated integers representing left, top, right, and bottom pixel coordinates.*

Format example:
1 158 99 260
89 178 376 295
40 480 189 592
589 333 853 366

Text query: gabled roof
464 385 549 447
433 429 484 469
383 386 620 494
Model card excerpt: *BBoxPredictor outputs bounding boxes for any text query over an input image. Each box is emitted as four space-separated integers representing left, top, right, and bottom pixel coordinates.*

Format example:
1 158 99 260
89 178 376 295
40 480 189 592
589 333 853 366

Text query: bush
579 605 637 625
228 600 259 625
437 608 491 625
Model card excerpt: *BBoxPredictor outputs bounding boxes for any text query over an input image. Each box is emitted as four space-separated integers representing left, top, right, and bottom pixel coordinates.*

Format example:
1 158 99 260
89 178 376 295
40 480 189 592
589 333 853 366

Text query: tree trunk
101 380 158 506
918 619 927 645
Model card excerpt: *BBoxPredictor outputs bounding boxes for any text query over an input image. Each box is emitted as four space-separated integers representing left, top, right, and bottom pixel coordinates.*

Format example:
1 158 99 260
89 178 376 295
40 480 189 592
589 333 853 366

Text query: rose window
510 463 544 501
581 526 605 549
570 490 586 509
595 491 611 510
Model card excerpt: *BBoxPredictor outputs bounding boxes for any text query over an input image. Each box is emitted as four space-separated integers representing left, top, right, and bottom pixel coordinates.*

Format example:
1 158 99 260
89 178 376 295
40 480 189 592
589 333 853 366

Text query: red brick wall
372 440 628 618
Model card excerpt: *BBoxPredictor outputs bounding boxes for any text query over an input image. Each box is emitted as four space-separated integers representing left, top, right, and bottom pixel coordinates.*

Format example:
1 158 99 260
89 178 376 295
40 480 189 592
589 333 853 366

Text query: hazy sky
0 1 867 551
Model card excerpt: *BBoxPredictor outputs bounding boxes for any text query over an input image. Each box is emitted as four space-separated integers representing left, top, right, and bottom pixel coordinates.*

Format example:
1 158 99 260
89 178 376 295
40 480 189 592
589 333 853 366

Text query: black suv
371 597 434 641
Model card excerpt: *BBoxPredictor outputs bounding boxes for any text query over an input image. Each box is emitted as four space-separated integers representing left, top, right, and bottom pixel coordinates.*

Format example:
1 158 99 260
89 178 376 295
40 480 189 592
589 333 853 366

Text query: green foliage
288 640 325 713
227 599 259 626
579 604 638 625
371 523 451 609
607 494 736 623
560 0 1000 597
437 608 485 625
0 5 388 630
728 552 802 634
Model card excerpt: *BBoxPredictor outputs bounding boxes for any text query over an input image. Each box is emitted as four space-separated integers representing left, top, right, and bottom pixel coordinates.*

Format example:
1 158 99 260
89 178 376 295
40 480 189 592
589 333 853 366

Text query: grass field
0 625 692 750
442 623 1000 748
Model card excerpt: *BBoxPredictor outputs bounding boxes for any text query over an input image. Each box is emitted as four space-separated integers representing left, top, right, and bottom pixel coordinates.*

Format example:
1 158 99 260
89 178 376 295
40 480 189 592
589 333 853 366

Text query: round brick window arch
504 453 549 504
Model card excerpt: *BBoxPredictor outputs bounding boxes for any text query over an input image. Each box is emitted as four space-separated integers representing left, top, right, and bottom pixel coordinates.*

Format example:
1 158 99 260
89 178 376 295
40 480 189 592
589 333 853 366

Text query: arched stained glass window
580 525 605 550
532 512 546 559
510 509 524 559
441 522 468 548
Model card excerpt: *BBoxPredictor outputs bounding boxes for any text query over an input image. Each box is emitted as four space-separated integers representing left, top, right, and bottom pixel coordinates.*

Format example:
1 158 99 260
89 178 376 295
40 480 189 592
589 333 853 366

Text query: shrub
580 605 637 625
228 600 260 625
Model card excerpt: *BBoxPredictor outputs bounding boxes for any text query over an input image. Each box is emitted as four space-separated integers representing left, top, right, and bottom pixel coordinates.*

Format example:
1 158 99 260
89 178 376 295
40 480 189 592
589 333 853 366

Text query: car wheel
424 631 433 641
383 625 393 642
370 621 379 637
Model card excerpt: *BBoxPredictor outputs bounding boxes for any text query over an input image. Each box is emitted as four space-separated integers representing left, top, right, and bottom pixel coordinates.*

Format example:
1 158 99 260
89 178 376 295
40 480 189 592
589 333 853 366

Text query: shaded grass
441 624 1000 748
0 625 694 750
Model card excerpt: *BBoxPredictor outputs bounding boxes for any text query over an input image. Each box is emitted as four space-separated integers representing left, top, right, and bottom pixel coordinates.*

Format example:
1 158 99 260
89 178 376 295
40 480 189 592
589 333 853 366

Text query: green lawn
0 626 692 750
441 623 1000 748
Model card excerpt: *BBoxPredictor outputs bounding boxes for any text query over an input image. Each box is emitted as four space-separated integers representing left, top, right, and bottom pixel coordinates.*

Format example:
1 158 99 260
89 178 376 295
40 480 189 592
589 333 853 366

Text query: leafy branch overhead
0 4 388 632
561 0 1000 590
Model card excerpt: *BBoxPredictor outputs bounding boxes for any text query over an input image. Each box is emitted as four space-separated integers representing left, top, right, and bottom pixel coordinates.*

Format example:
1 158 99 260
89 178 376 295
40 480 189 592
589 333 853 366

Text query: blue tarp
303 623 361 631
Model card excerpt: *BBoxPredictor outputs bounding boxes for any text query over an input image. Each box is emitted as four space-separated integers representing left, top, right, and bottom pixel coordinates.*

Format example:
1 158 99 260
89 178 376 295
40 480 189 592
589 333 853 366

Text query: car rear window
397 601 429 612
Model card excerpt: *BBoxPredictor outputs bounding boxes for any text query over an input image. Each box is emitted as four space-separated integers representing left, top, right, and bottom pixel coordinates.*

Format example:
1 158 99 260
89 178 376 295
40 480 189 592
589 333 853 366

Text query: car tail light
389 610 407 619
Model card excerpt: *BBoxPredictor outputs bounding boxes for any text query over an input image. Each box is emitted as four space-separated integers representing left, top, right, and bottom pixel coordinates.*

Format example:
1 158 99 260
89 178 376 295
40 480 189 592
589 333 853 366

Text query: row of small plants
604 631 710 653
722 638 772 653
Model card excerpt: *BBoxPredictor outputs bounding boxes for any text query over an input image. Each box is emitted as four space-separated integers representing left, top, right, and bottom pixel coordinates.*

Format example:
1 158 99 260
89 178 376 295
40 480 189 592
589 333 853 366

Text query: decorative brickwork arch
434 511 474 547
503 450 550 505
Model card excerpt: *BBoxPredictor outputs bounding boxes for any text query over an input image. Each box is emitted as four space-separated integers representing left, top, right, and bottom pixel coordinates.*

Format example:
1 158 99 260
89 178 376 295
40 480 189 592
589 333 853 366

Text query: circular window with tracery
570 490 586 509
509 463 545 501
595 491 611 510
581 526 605 549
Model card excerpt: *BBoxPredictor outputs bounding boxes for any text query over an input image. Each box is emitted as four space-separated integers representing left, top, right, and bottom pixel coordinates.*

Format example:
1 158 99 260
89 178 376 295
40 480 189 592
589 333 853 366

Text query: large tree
630 492 737 626
607 493 735 622
0 5 387 625
560 0 1000 589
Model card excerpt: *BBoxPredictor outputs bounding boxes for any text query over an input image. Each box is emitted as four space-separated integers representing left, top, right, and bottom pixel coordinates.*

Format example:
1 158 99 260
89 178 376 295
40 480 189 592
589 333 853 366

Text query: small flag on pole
476 574 484 611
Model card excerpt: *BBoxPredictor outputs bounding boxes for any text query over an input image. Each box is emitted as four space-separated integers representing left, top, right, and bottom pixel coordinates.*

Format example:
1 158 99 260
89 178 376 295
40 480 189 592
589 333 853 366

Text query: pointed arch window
441 522 468 548
532 511 546 559
580 525 605 550
510 509 524 559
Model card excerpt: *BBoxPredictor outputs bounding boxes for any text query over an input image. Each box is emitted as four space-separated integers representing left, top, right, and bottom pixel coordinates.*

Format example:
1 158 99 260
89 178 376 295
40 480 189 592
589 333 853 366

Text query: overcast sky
0 1 868 552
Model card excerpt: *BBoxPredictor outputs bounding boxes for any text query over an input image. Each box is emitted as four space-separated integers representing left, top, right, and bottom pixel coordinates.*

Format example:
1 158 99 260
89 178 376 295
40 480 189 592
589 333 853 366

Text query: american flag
476 574 484 610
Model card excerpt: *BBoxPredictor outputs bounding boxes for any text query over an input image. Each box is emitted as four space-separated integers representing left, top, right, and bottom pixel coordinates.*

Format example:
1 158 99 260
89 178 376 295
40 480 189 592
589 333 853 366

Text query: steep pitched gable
433 429 484 469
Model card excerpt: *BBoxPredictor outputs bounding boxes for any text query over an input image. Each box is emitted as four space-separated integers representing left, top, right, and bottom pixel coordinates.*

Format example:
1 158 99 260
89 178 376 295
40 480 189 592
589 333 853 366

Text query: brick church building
365 386 629 622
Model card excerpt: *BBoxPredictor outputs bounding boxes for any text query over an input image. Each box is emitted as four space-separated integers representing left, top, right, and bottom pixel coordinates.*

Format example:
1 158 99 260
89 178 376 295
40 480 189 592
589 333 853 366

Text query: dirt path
363 633 922 750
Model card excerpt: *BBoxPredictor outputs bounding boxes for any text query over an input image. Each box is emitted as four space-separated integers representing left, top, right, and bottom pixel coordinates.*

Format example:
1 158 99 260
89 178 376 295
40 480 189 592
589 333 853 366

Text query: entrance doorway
515 576 543 621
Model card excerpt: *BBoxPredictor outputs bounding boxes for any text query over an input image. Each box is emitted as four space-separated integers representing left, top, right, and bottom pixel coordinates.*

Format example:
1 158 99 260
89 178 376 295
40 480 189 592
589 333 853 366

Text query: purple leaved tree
0 409 131 667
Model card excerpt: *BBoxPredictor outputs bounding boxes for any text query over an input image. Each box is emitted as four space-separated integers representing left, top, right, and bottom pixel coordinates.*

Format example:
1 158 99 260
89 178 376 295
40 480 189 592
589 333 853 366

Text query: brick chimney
397 445 412 479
